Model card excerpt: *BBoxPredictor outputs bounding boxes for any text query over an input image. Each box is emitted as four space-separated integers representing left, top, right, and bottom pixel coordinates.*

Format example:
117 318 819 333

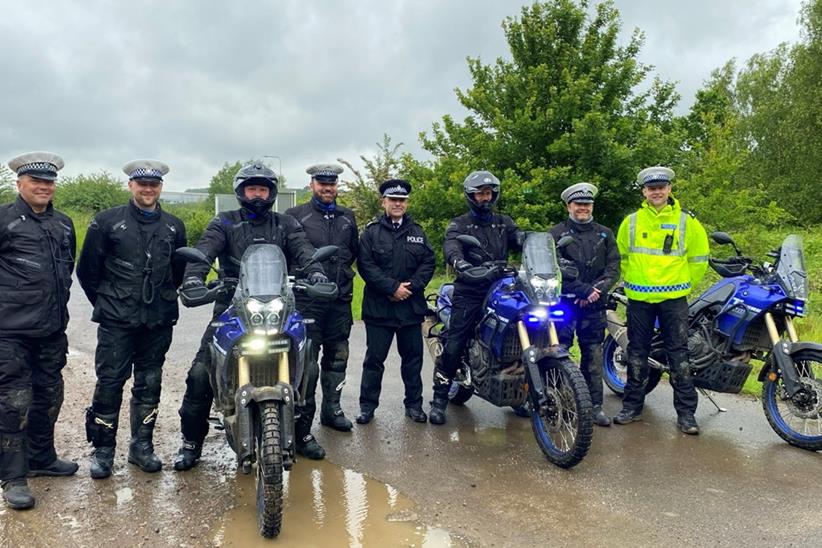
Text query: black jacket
358 215 435 326
285 200 358 301
444 212 521 293
549 218 620 308
0 196 76 336
77 201 187 327
186 208 321 305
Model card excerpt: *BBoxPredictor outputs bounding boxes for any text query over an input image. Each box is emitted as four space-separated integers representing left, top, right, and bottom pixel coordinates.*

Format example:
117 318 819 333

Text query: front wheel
602 335 663 396
762 349 822 451
256 402 284 538
448 381 474 405
531 358 593 469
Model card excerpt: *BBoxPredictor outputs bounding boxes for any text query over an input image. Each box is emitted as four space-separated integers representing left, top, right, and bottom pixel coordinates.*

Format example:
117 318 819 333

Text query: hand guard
181 276 205 290
308 272 329 285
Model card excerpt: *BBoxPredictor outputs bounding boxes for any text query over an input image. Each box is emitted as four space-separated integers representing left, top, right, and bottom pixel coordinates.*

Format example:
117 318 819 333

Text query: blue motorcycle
177 243 338 538
602 232 822 450
423 232 593 468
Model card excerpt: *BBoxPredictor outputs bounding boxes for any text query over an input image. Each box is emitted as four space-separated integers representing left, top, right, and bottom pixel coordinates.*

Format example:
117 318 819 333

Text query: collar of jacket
311 196 337 215
641 195 680 217
128 199 161 223
241 207 273 225
15 194 53 219
380 213 410 230
566 217 595 232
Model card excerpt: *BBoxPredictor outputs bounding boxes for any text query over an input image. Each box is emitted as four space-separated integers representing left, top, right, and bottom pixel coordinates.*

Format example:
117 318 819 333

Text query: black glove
308 272 328 285
181 276 205 290
454 259 472 273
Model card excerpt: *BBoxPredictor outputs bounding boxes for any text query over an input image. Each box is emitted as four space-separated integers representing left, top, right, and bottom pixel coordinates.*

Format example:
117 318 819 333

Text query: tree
53 172 130 214
337 134 404 227
0 163 15 203
208 161 243 198
408 0 684 256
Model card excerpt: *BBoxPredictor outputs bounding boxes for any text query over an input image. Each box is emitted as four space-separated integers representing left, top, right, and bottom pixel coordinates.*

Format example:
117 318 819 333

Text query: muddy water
210 460 457 547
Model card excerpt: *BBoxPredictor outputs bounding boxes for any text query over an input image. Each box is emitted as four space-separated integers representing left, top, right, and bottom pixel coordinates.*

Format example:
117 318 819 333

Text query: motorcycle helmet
234 162 279 216
463 170 500 215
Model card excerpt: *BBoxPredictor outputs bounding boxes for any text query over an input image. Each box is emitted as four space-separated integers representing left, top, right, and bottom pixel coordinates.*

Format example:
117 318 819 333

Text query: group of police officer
0 151 709 511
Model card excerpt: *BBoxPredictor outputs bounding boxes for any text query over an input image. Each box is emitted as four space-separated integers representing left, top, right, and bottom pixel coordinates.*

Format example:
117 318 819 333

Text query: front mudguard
522 345 571 409
758 341 822 397
234 382 296 470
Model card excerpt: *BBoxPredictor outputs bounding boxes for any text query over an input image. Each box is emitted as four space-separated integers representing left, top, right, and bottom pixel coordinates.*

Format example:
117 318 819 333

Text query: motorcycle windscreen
522 232 560 278
777 234 808 300
237 244 289 301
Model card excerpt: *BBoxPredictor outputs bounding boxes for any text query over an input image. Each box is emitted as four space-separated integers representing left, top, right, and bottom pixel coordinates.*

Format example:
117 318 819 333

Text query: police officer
77 160 187 478
429 171 523 425
613 166 709 434
0 152 77 510
174 161 326 470
550 183 620 427
285 164 358 440
356 179 435 424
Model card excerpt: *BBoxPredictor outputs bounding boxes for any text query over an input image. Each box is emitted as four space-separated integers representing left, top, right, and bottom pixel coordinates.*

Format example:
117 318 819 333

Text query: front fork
763 312 802 397
519 320 568 410
235 353 296 471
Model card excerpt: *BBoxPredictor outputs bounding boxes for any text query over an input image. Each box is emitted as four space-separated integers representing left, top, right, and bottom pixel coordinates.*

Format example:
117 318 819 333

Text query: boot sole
3 497 35 510
90 469 113 480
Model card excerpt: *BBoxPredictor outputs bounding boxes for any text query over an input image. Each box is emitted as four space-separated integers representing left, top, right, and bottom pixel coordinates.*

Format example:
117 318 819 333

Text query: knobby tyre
448 380 474 405
602 335 663 396
256 402 284 537
531 358 593 468
762 349 822 451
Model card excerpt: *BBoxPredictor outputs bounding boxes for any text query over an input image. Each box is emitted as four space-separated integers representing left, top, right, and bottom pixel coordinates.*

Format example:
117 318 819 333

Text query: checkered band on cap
18 162 58 175
129 167 164 179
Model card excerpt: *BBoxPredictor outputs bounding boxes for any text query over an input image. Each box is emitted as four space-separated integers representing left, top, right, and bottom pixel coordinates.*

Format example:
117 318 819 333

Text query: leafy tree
53 172 130 214
338 134 404 227
0 163 15 203
208 161 243 198
408 0 683 257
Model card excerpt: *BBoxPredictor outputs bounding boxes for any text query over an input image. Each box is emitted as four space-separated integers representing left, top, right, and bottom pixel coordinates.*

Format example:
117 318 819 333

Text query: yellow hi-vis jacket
616 197 709 303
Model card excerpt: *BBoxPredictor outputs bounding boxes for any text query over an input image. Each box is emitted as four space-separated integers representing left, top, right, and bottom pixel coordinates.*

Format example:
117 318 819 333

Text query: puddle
210 460 457 547
115 486 134 505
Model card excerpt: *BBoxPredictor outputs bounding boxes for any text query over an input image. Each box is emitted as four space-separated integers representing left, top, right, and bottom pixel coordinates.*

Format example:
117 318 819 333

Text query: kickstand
698 388 727 413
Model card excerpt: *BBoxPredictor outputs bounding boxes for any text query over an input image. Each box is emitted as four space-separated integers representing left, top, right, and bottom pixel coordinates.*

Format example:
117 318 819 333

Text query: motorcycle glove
181 276 205 290
454 259 473 273
308 272 329 285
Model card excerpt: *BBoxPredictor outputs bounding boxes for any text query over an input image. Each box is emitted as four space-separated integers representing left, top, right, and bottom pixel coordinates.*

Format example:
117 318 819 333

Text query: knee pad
0 388 33 431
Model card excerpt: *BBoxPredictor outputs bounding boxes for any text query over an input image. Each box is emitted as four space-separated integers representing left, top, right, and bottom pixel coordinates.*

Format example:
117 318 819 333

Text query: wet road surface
1 288 820 547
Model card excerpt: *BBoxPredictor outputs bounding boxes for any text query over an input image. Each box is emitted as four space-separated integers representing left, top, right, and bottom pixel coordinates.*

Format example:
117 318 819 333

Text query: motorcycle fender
788 341 822 356
233 393 254 466
522 345 569 408
763 342 804 397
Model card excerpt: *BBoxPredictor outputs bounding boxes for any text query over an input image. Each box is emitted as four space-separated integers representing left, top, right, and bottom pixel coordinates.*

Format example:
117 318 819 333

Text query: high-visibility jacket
616 197 709 303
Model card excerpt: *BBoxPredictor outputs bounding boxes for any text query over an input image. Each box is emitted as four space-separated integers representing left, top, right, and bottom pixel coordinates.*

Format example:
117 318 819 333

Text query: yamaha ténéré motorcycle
423 232 593 468
178 244 338 538
603 232 822 450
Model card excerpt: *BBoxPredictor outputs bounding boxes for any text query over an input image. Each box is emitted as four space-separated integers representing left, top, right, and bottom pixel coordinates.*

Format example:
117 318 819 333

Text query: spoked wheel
256 402 284 537
602 335 663 396
531 358 593 468
762 349 822 451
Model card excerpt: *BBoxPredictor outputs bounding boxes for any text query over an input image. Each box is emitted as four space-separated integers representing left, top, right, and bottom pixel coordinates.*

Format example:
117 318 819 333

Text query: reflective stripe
688 255 709 263
625 281 692 293
628 212 687 257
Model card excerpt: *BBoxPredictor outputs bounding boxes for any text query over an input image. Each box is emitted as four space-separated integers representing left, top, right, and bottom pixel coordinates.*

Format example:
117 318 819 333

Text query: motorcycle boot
127 403 162 473
428 371 450 425
173 438 203 471
296 434 326 460
592 406 612 427
319 369 353 432
677 414 700 435
613 408 642 425
27 457 79 477
1 479 34 510
85 408 118 479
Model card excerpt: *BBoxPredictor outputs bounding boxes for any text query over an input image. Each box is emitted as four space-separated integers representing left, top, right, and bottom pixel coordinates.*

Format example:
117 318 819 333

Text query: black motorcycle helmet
463 170 500 215
234 162 279 216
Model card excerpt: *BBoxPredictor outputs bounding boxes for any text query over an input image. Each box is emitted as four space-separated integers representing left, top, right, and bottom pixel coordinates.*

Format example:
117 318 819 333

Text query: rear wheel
762 349 822 451
256 402 284 538
531 358 593 469
602 335 663 396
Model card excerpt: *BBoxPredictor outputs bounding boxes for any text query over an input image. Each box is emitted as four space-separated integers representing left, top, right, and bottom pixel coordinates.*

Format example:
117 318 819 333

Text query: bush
54 172 129 214
163 201 214 245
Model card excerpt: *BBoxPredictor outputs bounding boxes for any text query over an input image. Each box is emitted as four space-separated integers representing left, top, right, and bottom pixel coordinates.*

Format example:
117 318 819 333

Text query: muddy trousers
622 297 698 416
85 324 173 448
0 332 68 482
433 291 485 400
295 298 353 438
557 303 606 408
178 303 227 445
359 322 424 412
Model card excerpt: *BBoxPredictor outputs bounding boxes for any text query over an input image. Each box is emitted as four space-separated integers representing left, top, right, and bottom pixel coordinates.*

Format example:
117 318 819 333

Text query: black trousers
359 322 424 412
0 331 67 480
622 297 698 416
295 298 353 432
558 302 606 407
178 303 227 445
438 290 486 380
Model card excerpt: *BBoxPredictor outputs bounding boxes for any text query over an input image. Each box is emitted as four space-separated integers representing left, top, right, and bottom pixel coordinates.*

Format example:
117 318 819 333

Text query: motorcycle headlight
529 276 559 304
245 298 286 334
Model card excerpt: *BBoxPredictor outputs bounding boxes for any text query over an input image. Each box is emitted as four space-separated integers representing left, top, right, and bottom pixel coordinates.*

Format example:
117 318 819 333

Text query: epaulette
682 208 698 219
365 217 380 228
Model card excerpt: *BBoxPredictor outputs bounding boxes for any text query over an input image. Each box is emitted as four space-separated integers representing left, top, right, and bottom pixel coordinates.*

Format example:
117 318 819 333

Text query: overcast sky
0 0 805 192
